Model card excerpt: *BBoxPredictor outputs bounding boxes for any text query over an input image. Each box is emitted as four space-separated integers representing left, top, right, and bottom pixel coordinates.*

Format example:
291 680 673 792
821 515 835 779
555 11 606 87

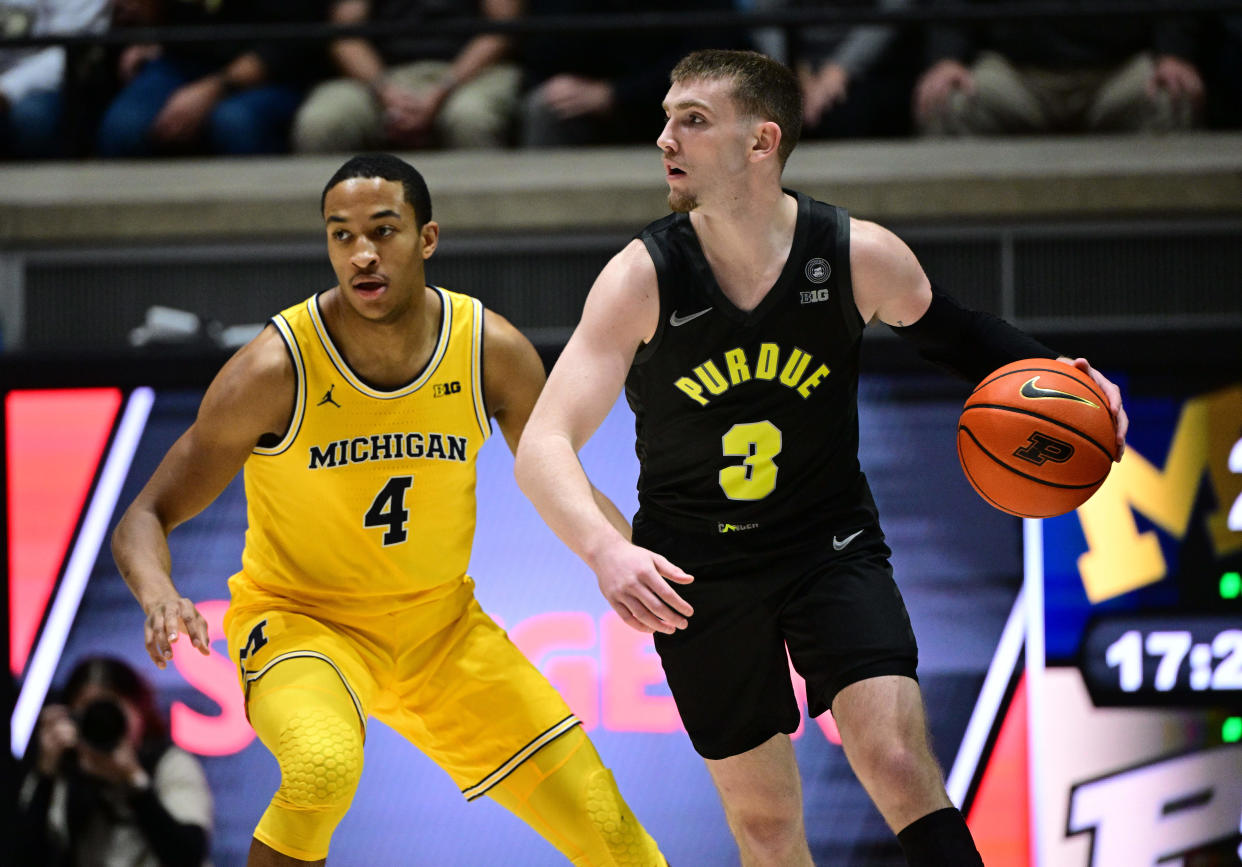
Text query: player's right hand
142 596 210 669
591 542 694 635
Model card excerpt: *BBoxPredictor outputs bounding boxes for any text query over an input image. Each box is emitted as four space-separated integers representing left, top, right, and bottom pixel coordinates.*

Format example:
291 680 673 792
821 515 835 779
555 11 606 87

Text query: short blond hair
671 49 802 167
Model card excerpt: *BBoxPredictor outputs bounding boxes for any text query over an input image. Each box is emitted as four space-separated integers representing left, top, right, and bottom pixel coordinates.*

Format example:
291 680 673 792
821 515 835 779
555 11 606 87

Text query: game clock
1081 614 1242 708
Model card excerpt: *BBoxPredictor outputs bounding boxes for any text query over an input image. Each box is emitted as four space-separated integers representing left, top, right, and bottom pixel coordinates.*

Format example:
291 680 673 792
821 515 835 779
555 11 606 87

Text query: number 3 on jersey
720 421 782 500
364 476 413 545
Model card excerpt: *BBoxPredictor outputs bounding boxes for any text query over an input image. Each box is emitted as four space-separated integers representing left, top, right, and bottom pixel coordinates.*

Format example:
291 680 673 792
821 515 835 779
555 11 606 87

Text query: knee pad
489 726 665 866
247 657 364 861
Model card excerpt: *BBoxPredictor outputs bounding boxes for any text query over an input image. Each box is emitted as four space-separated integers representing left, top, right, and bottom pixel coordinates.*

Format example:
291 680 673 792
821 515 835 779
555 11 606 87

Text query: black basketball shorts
642 521 919 761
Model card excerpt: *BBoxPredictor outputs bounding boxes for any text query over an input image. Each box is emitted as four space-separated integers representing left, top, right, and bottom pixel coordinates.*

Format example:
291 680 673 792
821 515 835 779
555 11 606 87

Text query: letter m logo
1076 386 1242 603
238 620 269 664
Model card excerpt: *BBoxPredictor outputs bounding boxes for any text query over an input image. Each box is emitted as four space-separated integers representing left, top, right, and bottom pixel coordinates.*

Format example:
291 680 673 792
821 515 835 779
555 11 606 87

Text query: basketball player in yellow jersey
112 154 667 867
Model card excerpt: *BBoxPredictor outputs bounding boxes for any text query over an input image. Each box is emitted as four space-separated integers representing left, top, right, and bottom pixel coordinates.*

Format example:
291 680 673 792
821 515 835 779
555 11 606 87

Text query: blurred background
3 2 1241 864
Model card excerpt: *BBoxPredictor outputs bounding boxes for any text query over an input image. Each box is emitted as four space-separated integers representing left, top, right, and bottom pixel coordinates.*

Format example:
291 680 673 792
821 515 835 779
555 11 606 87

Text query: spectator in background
790 0 921 138
16 656 213 867
94 0 327 157
519 0 744 148
0 0 110 158
914 0 1204 135
293 0 520 152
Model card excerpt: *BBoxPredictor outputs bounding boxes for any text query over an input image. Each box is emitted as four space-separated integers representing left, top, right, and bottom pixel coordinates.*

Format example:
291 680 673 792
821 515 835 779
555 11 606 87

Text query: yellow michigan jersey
235 288 492 615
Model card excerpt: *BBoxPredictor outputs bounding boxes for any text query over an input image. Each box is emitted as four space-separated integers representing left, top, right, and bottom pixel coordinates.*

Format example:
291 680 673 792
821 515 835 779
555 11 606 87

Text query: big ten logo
1076 386 1242 603
163 603 840 756
800 288 830 304
1067 745 1242 865
433 381 462 397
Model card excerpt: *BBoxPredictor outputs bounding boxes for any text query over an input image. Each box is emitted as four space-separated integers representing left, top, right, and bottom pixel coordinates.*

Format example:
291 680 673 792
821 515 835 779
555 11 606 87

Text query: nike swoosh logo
669 307 712 327
832 529 864 551
1019 376 1098 407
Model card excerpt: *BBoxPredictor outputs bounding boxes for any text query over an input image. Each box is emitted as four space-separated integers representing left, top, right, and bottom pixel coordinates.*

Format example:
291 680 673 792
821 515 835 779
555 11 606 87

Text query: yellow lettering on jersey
797 364 830 398
755 343 780 380
1076 386 1242 602
778 350 811 387
674 377 709 406
694 361 728 395
724 348 751 385
672 343 831 406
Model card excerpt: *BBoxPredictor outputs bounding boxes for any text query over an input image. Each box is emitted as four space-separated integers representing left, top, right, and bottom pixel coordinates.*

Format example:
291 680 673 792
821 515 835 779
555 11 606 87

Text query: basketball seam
957 424 1108 490
956 438 1045 518
959 403 1116 462
972 365 1059 393
970 363 1115 434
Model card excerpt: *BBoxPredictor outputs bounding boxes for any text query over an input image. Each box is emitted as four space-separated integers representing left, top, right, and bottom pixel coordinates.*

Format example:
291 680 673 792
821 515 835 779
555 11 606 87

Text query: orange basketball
957 359 1118 518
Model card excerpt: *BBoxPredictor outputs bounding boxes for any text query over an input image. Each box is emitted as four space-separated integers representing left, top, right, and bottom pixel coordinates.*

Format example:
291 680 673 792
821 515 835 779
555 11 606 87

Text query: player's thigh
380 597 578 801
652 571 800 761
226 606 375 736
780 534 919 716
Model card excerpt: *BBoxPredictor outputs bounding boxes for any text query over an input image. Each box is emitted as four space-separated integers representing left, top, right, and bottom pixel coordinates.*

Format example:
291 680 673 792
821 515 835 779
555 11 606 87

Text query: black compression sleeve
892 289 1059 383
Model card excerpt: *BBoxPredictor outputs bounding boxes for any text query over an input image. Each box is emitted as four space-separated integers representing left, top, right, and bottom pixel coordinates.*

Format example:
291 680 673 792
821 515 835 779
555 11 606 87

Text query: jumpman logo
318 385 341 408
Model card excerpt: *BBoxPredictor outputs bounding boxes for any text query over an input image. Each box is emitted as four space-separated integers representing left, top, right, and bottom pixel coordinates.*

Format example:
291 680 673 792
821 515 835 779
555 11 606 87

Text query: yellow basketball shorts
223 572 580 798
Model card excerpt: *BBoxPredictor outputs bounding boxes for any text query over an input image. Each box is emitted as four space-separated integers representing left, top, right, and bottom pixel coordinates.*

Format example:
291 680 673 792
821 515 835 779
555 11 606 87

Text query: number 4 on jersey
365 476 413 545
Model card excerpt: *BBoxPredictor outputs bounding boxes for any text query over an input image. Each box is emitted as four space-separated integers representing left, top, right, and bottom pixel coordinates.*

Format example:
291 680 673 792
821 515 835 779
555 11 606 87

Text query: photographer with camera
16 656 213 867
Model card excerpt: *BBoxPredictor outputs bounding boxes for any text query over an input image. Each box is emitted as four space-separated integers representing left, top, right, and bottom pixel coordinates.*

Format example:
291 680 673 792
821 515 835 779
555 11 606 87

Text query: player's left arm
851 217 1127 457
481 309 632 538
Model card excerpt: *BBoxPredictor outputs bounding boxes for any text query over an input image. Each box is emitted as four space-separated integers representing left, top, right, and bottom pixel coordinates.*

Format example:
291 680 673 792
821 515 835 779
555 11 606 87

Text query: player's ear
420 221 440 259
750 120 782 163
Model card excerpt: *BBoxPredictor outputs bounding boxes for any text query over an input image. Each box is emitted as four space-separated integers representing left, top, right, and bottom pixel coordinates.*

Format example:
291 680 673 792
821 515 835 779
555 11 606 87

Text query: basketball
957 358 1118 518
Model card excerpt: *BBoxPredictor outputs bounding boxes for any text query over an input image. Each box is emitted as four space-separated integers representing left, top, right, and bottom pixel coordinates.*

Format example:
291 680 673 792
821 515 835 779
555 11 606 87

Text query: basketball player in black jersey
516 50 1127 866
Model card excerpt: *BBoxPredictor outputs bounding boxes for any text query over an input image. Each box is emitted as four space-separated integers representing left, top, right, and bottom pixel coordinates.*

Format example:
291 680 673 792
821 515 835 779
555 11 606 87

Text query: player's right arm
515 240 694 635
111 326 295 668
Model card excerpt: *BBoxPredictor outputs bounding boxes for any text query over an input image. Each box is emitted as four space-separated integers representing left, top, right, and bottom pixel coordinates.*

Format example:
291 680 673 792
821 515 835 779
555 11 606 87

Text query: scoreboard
1028 376 1242 866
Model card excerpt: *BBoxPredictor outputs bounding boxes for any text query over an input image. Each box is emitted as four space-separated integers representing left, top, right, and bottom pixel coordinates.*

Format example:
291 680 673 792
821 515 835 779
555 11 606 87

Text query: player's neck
323 286 441 388
691 187 797 311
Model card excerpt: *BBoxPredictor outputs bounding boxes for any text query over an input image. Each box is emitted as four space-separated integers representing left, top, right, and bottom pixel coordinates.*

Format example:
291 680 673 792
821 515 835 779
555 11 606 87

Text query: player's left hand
1060 356 1127 460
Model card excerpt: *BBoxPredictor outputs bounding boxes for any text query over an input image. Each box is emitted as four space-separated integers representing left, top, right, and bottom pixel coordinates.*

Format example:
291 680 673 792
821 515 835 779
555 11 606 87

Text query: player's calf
488 726 667 866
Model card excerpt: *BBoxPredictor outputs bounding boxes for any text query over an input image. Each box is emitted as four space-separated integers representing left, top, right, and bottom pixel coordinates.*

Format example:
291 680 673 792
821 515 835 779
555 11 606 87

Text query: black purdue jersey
625 191 879 546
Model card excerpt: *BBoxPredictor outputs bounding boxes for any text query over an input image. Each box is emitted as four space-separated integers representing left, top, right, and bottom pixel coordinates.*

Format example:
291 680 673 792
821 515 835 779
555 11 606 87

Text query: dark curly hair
321 153 433 228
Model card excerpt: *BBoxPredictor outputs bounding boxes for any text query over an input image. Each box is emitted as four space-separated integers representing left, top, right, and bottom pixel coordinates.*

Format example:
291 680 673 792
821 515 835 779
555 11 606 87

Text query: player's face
322 177 437 322
657 77 754 213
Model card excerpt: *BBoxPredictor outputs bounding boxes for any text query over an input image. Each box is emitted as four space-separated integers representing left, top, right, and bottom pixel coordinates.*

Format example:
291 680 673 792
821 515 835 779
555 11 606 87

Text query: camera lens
78 698 127 752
